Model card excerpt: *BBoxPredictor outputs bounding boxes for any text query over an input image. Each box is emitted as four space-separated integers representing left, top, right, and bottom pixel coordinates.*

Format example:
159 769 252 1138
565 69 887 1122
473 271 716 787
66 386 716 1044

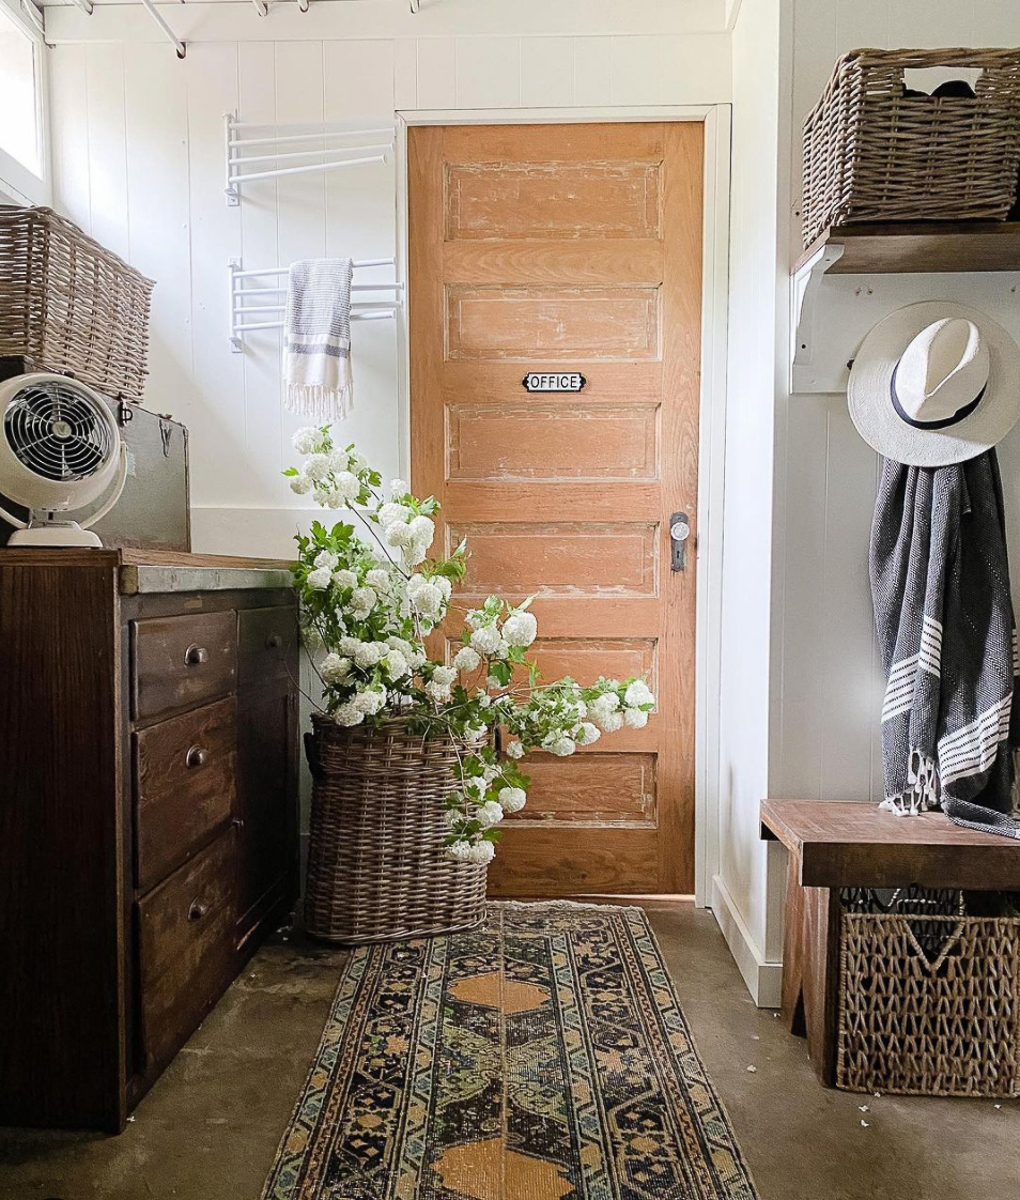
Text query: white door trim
394 104 731 907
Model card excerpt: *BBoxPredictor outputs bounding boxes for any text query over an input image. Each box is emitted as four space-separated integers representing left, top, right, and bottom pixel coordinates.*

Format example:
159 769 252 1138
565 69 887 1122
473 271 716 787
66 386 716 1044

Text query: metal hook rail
229 259 402 351
225 114 393 205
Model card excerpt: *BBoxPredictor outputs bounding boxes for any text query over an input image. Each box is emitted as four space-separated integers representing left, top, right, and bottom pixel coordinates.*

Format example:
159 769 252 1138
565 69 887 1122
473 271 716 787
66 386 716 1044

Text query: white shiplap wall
46 9 732 557
774 1 1020 804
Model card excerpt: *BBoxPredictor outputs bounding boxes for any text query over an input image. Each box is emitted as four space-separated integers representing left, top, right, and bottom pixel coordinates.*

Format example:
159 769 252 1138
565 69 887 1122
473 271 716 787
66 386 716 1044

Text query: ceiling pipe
137 0 186 58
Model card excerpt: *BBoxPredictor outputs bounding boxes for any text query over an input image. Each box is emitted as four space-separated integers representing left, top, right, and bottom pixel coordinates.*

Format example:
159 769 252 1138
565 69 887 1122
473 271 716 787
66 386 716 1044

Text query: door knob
670 513 690 572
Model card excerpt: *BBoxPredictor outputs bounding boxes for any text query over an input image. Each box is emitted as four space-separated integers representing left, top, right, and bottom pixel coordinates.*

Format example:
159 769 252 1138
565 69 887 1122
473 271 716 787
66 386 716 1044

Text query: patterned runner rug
262 902 758 1200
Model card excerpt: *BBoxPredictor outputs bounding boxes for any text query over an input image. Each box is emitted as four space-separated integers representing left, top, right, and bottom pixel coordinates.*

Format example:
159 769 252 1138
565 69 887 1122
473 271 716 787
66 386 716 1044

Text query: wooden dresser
0 549 300 1132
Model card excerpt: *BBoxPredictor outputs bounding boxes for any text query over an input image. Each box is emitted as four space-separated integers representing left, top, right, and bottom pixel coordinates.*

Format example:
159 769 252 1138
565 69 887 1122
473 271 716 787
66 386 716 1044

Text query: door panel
409 122 702 895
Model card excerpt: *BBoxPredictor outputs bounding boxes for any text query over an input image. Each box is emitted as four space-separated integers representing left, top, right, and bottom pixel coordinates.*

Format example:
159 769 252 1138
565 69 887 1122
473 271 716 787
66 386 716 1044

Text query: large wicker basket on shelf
802 47 1020 247
837 909 1020 1097
303 714 488 945
0 206 154 403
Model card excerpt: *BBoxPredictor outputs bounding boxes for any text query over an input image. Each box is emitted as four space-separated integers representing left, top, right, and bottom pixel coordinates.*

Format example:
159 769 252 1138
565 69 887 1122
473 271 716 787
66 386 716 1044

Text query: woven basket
837 910 1020 1097
0 206 155 403
802 47 1020 247
303 713 488 945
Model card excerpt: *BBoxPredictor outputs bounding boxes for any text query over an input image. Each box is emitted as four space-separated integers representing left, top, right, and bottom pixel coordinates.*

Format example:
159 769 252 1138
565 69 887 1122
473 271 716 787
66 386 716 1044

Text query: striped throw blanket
283 258 354 421
871 450 1020 837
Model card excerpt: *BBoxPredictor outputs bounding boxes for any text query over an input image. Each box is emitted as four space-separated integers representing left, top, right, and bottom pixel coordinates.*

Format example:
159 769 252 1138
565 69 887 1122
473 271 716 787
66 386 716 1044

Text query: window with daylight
0 0 44 198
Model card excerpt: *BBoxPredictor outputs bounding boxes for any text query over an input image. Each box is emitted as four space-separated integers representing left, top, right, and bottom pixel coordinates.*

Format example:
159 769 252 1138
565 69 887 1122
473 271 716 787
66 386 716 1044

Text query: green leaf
282 467 299 477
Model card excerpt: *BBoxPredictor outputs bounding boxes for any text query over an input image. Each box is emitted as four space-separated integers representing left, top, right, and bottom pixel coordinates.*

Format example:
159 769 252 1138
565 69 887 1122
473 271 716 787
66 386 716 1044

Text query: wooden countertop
761 798 1020 891
0 548 295 595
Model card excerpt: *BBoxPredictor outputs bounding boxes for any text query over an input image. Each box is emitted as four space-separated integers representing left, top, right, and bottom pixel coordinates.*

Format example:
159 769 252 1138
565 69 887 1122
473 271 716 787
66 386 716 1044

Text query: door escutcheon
670 513 690 572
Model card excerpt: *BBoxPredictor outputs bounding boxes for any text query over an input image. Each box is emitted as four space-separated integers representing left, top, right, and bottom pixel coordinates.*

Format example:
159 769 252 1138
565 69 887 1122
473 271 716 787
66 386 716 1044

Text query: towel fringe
880 749 940 817
285 382 353 423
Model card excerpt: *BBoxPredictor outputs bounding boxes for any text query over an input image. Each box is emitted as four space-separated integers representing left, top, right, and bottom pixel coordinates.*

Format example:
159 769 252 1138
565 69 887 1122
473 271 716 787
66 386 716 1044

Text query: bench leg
780 852 840 1086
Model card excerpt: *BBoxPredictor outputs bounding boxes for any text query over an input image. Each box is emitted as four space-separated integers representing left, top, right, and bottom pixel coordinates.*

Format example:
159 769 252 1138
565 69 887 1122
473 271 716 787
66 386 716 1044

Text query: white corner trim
711 873 783 1007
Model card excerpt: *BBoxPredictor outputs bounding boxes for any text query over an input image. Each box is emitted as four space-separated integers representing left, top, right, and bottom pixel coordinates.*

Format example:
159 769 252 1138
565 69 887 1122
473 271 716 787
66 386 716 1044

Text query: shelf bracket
791 242 844 394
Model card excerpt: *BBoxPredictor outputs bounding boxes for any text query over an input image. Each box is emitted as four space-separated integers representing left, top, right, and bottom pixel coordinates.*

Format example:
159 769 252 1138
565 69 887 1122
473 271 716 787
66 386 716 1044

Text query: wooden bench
760 798 1020 1085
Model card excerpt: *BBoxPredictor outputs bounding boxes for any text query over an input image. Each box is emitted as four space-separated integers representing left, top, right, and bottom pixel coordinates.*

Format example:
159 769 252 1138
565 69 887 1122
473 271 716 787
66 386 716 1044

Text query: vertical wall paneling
48 46 92 234
573 37 614 107
184 42 244 511
520 38 575 108
322 40 399 478
394 39 418 111
611 36 665 106
415 38 457 110
454 36 522 109
237 40 280 507
123 44 192 420
83 44 129 261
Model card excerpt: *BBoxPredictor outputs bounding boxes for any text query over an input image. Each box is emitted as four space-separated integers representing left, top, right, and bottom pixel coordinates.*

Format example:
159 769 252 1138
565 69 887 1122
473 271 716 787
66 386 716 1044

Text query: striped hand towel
871 451 1020 836
283 258 354 421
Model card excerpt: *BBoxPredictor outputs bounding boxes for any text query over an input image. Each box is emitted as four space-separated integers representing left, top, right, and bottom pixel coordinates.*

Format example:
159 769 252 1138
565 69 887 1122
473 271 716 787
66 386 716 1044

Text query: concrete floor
0 902 1017 1200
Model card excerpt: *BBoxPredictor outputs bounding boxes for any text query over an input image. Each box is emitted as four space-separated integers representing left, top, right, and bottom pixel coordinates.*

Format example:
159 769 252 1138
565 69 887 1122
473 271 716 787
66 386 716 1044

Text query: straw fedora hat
848 301 1020 467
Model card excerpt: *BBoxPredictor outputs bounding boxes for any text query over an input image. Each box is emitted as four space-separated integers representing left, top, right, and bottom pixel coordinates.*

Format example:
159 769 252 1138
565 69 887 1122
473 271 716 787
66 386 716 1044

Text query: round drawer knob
184 644 209 666
185 745 208 769
266 633 283 651
188 900 209 922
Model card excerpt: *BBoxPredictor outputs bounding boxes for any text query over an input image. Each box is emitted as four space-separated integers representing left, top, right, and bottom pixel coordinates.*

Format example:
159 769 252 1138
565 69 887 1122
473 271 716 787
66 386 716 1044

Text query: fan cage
3 381 114 484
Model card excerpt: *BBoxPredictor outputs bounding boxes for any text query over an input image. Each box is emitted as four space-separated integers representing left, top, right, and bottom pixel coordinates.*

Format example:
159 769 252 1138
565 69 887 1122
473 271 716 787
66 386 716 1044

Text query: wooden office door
409 122 702 896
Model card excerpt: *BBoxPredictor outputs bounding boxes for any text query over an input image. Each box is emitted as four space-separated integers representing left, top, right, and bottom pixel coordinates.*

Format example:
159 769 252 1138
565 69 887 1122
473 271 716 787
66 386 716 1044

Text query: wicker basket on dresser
0 549 300 1132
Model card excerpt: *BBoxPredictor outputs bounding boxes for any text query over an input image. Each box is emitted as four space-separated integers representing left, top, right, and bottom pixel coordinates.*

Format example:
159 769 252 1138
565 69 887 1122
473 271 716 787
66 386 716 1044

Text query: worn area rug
262 902 757 1200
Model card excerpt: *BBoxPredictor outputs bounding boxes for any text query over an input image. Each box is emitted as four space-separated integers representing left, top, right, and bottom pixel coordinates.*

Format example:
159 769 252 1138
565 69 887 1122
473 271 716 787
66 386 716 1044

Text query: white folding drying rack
228 259 403 352
225 113 394 205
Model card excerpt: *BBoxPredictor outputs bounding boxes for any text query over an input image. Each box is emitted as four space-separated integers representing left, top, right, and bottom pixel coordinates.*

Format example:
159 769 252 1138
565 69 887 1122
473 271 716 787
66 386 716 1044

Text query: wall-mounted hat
848 302 1020 467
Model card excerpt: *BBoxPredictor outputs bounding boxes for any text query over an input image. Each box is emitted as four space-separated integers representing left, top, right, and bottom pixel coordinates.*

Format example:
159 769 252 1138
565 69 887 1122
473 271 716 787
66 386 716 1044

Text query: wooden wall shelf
796 221 1020 276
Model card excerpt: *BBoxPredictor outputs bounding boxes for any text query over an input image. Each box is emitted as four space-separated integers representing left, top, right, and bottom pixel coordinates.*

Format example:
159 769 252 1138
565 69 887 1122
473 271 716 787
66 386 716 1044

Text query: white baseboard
710 873 783 1008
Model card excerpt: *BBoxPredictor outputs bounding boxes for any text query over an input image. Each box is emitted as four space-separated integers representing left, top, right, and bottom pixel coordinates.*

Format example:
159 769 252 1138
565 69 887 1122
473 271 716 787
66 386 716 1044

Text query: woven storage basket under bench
761 799 1020 1097
0 206 154 404
802 47 1020 247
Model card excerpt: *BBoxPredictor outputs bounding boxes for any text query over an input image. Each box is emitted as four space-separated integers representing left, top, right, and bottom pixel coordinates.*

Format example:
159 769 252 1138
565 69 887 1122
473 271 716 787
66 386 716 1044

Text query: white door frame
394 105 731 907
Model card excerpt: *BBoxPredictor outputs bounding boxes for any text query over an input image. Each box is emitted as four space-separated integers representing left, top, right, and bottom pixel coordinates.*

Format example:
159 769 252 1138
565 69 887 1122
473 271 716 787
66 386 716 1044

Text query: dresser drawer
137 828 236 1072
132 611 237 722
238 605 297 688
134 697 237 893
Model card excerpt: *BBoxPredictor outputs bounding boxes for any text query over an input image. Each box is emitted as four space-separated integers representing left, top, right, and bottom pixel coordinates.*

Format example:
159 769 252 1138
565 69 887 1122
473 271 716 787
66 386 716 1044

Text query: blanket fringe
880 749 940 817
285 382 353 423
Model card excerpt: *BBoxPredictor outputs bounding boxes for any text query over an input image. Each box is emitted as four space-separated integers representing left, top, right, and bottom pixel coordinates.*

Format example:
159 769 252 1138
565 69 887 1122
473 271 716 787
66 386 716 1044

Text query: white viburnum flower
302 625 323 650
498 786 526 813
377 502 411 529
313 549 339 570
331 471 361 505
383 648 410 680
470 625 502 656
464 724 488 743
332 568 358 590
339 636 361 656
333 700 364 727
447 840 473 861
432 665 457 687
453 646 481 672
290 475 313 495
389 479 408 497
327 448 351 473
624 707 649 729
348 586 377 615
545 734 576 757
304 453 331 482
502 611 538 648
306 566 332 590
320 654 352 684
589 692 621 729
425 679 452 703
408 515 435 548
366 568 390 590
465 841 496 865
463 778 486 800
505 741 525 760
385 522 413 549
476 800 504 828
353 643 384 670
353 686 386 715
624 680 655 709
576 722 601 746
408 579 444 619
466 610 485 630
600 710 624 733
292 427 325 455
